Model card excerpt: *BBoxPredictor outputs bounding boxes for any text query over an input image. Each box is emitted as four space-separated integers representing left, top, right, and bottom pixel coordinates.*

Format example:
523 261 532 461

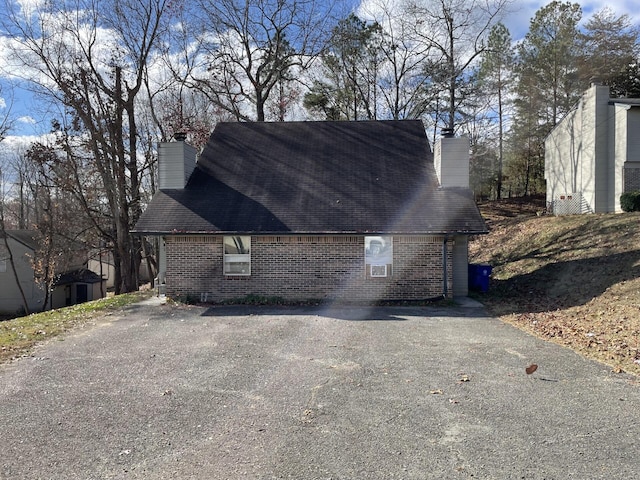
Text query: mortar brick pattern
165 235 452 302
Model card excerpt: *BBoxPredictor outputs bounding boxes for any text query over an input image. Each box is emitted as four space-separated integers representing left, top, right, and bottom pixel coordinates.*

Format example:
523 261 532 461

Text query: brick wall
165 235 452 302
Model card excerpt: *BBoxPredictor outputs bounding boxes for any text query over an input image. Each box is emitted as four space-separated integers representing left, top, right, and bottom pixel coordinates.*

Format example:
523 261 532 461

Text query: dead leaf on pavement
525 364 538 375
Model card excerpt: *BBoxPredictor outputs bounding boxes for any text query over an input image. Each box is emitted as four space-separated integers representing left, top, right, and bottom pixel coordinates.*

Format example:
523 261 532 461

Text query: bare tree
1 0 172 293
359 0 435 120
0 169 31 315
0 86 29 314
405 0 511 132
0 84 13 142
183 0 340 121
24 141 97 310
477 22 515 199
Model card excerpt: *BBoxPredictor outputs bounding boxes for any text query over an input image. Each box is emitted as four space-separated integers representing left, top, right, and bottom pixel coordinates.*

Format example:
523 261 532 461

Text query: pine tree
477 23 515 199
304 14 383 120
508 1 582 197
578 7 640 95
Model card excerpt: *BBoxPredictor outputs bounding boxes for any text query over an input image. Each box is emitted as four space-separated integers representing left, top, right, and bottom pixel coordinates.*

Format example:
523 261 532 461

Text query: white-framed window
224 236 251 275
365 236 392 277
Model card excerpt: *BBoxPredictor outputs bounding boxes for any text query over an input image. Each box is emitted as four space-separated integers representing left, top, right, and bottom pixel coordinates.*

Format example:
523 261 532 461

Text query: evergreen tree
304 14 383 120
477 23 515 199
407 0 510 133
609 62 640 98
578 7 639 91
516 1 582 127
508 1 582 197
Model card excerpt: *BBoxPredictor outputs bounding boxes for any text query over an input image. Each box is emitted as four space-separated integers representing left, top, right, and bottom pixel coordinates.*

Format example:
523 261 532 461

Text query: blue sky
1 0 639 140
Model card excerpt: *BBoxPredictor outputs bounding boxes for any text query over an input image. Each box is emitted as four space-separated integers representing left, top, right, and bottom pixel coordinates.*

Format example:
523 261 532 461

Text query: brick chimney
158 133 196 189
433 130 469 188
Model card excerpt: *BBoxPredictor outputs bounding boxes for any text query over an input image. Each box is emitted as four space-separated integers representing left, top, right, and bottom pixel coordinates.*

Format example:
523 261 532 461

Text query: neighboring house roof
609 98 640 106
2 230 39 251
54 268 104 286
134 120 487 235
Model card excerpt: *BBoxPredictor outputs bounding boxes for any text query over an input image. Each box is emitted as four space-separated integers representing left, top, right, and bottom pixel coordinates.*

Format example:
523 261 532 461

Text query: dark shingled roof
54 268 103 286
2 230 40 251
133 120 487 235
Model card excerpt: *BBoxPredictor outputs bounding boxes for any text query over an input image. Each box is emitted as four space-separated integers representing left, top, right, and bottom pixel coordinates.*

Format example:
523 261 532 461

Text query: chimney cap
441 127 454 138
173 131 187 142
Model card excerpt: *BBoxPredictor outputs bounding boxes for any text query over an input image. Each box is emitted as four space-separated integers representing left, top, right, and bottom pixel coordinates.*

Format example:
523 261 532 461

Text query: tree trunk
447 11 456 132
497 86 504 200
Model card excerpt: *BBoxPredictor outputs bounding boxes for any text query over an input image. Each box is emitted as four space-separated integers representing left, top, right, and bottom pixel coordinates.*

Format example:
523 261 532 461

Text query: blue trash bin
468 264 492 292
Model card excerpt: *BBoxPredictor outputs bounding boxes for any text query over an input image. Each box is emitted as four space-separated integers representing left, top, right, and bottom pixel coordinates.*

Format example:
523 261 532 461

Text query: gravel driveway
1 297 639 479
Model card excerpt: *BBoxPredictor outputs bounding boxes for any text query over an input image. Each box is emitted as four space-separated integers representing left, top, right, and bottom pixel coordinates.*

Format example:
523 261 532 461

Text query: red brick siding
165 235 452 302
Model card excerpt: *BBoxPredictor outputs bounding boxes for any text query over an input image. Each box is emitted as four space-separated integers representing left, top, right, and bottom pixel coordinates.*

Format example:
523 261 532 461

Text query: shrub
620 191 640 212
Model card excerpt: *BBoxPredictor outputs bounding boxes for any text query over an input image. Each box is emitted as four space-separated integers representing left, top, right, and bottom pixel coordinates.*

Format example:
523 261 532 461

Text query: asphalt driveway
1 297 639 479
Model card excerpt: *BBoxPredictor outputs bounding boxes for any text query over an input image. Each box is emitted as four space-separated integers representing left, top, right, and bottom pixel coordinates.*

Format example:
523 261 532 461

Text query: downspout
156 236 166 296
442 237 448 298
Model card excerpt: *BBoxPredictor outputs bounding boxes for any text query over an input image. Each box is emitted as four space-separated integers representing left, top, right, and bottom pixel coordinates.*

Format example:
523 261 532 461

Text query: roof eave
131 228 489 236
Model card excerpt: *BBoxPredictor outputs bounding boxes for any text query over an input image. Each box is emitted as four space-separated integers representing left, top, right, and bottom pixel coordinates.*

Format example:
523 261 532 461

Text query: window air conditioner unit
371 264 387 277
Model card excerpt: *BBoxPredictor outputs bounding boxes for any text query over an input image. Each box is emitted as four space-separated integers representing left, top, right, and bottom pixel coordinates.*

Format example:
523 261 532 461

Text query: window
224 236 251 275
365 236 392 277
0 260 6 273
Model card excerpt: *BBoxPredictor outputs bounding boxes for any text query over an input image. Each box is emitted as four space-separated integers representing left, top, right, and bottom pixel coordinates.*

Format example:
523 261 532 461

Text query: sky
1 0 640 142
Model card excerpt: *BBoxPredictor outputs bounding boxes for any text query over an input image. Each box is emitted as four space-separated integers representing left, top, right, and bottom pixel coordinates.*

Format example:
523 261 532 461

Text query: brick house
545 81 640 214
133 120 487 302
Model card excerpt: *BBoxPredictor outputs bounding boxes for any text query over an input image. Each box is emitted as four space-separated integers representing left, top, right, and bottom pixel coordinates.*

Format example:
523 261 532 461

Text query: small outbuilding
0 230 106 315
133 120 487 303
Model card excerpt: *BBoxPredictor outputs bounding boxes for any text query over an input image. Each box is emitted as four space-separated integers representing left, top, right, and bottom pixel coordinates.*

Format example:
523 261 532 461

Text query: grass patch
222 294 292 305
0 291 152 364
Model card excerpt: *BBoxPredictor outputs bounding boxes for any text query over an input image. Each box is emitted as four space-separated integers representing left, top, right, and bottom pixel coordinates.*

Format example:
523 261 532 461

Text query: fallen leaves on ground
471 198 640 376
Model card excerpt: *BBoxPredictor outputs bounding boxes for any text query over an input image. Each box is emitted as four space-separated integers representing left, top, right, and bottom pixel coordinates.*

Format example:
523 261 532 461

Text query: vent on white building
371 265 388 277
553 192 585 215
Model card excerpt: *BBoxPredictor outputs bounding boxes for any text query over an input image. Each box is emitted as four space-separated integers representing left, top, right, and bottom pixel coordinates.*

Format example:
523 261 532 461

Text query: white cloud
17 115 35 124
0 133 56 163
15 0 47 19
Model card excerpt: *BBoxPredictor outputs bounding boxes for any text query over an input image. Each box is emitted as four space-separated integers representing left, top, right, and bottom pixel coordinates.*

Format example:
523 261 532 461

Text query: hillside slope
469 199 640 376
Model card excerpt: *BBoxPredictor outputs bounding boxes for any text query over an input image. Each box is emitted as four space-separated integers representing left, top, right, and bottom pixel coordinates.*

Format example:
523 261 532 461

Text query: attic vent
553 192 586 215
371 265 388 277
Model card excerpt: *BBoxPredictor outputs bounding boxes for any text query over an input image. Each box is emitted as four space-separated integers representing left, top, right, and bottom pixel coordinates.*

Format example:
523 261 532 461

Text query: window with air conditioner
370 264 387 277
365 236 392 278
224 236 251 275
